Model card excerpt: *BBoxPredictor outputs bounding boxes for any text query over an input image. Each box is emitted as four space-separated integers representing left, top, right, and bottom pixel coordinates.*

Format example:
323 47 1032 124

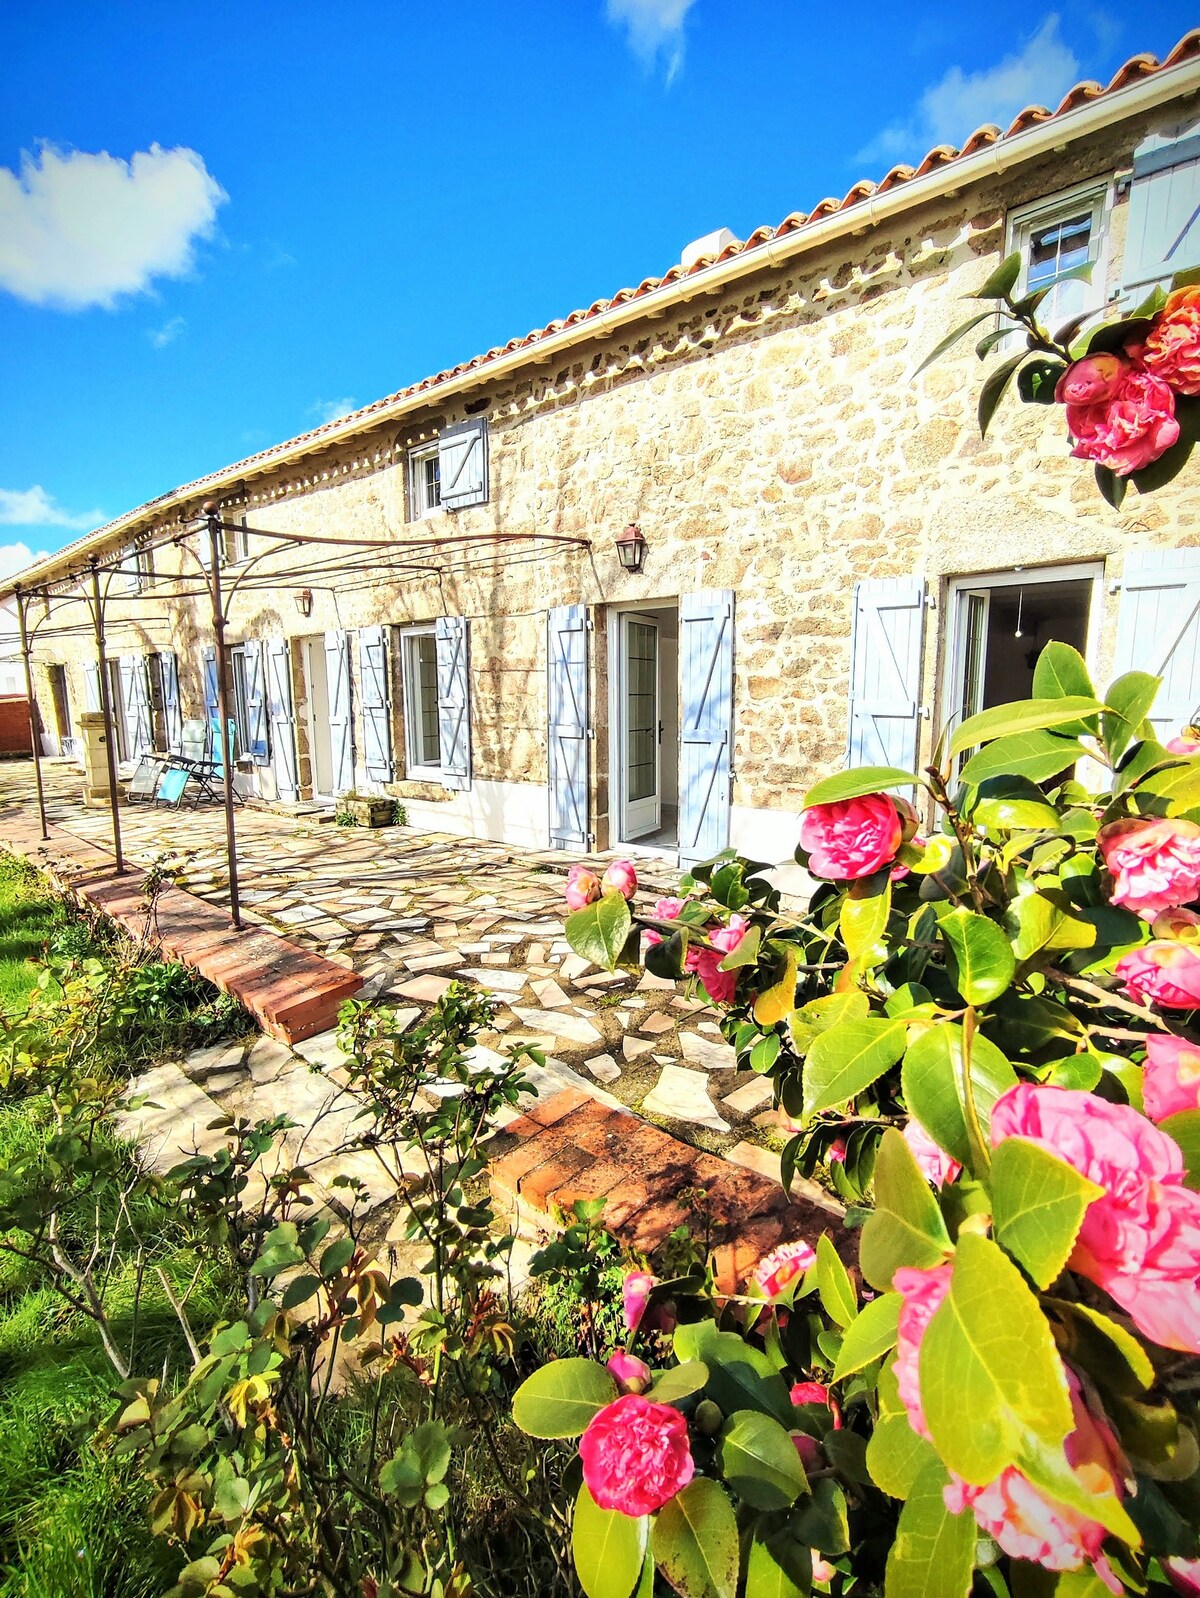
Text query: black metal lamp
615 523 647 573
295 588 313 617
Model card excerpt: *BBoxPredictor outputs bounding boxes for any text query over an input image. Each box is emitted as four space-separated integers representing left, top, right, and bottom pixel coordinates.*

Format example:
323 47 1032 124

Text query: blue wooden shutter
1114 548 1200 741
202 647 219 723
435 616 471 790
679 590 734 869
243 640 270 765
547 604 589 849
130 656 153 755
159 651 183 751
848 578 927 773
437 419 488 510
324 629 354 794
1122 119 1200 298
358 625 394 782
265 637 299 801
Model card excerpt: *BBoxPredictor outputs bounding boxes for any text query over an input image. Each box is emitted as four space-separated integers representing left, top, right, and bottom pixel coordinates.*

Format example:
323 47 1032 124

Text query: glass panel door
621 614 660 839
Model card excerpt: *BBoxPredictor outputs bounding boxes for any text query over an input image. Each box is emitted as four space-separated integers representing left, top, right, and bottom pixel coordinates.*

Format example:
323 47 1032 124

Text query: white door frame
607 599 678 858
941 561 1106 743
302 637 336 802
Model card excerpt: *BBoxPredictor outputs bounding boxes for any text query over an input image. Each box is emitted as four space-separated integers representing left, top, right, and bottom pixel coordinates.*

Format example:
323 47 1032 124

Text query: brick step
0 817 362 1045
489 1086 849 1294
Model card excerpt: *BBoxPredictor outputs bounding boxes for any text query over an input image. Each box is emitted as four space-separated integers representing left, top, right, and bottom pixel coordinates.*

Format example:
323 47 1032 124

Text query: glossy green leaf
803 766 921 807
992 1136 1102 1289
1043 1298 1154 1394
572 1485 647 1598
978 351 1029 439
971 252 1022 301
1095 462 1128 509
901 1022 1017 1170
939 908 1016 1004
832 1291 901 1380
512 1358 617 1439
645 1362 709 1405
859 1128 953 1290
959 731 1087 786
913 310 995 376
717 922 761 970
744 1537 809 1598
1135 759 1200 815
1161 1108 1200 1190
804 1017 908 1118
1032 642 1094 707
816 1232 857 1328
975 796 1061 833
652 1478 738 1598
883 1459 975 1598
921 1234 1073 1484
840 874 891 964
719 1411 808 1510
868 1361 937 1500
949 697 1103 758
1102 671 1161 762
1017 1431 1139 1544
565 893 634 972
685 1328 795 1427
787 991 869 1056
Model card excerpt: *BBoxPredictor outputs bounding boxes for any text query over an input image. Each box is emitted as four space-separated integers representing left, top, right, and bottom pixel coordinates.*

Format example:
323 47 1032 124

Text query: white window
1008 183 1110 335
408 445 441 519
400 627 441 774
225 514 251 564
119 548 153 592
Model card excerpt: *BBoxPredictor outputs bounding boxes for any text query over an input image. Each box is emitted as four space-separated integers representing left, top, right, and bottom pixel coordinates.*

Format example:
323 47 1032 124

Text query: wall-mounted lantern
295 588 313 618
615 523 647 573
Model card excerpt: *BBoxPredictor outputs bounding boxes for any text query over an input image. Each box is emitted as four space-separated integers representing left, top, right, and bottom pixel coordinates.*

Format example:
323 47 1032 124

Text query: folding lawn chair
126 753 167 804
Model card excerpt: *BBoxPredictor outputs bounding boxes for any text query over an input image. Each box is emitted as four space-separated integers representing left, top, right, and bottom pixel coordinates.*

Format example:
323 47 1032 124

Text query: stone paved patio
1 760 791 1174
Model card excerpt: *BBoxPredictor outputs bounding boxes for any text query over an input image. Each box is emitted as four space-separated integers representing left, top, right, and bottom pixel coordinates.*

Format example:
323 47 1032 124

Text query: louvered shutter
435 616 471 791
130 656 153 755
202 647 219 722
83 663 101 713
848 578 928 774
265 637 299 801
243 640 270 765
679 590 734 869
1122 119 1200 298
437 419 488 510
324 630 354 795
159 651 183 751
547 604 589 849
1113 548 1200 741
358 625 394 782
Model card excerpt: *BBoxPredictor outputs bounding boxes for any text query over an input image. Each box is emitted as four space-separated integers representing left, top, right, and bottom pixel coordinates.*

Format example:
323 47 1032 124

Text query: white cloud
0 486 105 531
606 0 698 82
0 142 227 310
149 315 186 348
0 542 50 580
856 16 1080 166
309 397 357 425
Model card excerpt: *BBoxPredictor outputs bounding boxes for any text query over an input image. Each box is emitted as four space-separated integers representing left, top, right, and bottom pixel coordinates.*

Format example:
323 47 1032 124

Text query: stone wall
27 94 1200 855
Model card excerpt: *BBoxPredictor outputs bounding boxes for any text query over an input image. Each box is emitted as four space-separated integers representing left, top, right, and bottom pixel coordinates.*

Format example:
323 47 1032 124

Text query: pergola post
205 508 242 930
14 588 49 842
89 561 125 875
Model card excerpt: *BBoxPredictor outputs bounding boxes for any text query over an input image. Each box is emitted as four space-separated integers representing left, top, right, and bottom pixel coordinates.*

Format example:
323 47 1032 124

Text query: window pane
424 455 441 510
625 622 657 803
405 634 441 767
1026 210 1093 325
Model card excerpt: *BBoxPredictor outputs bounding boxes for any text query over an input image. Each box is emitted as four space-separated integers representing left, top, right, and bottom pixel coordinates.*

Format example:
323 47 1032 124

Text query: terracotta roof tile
15 28 1200 583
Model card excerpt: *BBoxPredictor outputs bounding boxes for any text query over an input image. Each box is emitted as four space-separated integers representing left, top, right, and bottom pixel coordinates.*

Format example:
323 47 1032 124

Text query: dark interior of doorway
981 579 1091 707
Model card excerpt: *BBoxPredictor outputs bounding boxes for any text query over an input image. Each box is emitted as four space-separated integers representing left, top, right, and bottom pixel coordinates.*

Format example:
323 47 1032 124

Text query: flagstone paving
0 761 799 1175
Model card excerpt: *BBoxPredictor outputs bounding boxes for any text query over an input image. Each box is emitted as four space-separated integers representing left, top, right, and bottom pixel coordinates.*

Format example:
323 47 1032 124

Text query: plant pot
341 796 395 828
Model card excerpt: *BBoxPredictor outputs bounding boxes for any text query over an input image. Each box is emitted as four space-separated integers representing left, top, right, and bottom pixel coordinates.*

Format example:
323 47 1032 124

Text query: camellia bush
521 258 1200 1598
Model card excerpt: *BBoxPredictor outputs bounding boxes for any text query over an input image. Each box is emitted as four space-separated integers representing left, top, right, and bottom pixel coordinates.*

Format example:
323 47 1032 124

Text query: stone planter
340 795 396 828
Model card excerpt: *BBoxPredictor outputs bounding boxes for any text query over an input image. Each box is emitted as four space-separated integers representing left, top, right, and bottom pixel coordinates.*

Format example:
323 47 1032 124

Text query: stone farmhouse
9 31 1200 870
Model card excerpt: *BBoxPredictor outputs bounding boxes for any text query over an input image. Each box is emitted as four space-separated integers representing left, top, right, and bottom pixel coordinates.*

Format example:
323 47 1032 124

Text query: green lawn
0 856 67 1014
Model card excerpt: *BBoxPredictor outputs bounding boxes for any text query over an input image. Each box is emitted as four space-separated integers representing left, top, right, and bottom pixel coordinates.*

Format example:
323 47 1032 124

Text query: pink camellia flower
799 794 903 881
791 1380 843 1431
991 1084 1200 1352
1116 940 1200 1010
751 1239 817 1300
792 1432 821 1470
892 1264 953 1439
621 1270 657 1333
1097 817 1200 920
601 859 638 900
693 914 750 1006
650 895 688 922
579 1394 694 1516
1141 286 1200 396
903 1119 962 1188
944 1371 1125 1588
811 1555 838 1586
606 1350 652 1394
1054 351 1127 406
1165 1557 1200 1596
1168 732 1200 756
565 864 601 911
828 1138 848 1164
1064 363 1180 476
1144 1034 1200 1122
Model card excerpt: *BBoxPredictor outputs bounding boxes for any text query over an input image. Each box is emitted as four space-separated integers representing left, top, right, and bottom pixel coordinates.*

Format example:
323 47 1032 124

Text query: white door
621 612 661 841
953 589 990 734
304 639 334 799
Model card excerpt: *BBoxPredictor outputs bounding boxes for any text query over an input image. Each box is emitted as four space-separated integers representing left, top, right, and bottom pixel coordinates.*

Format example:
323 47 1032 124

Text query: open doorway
610 602 680 853
301 636 335 800
946 564 1102 736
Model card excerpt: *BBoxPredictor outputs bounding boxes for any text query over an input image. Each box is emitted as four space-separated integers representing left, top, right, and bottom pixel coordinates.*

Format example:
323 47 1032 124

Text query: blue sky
0 1 1194 570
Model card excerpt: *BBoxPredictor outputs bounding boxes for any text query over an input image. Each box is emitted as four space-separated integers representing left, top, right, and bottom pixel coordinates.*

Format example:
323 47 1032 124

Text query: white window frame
399 625 442 778
940 562 1106 761
1006 180 1114 336
408 444 442 520
226 514 251 565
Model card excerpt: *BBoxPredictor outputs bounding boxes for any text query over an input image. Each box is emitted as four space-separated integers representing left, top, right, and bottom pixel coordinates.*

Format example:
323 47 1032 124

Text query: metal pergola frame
13 506 590 928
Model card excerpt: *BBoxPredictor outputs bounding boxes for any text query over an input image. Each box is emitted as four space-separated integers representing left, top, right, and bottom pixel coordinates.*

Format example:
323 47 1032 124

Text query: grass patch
0 856 67 1013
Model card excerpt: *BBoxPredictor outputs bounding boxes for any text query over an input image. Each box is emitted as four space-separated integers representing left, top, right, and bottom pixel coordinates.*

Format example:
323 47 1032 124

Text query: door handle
658 720 664 745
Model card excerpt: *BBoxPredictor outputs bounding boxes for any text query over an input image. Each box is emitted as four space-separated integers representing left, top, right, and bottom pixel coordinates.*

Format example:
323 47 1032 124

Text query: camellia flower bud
1053 351 1126 406
694 1399 724 1436
606 1350 652 1394
600 859 638 899
564 863 602 912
